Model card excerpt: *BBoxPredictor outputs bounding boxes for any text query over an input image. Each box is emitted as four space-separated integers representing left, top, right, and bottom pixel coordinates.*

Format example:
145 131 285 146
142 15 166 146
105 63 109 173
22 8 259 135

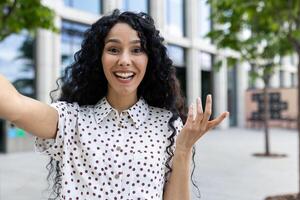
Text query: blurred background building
0 0 298 153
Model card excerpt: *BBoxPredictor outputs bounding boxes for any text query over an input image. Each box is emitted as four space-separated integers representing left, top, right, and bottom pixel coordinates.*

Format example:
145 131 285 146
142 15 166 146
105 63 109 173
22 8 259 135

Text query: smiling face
101 23 148 101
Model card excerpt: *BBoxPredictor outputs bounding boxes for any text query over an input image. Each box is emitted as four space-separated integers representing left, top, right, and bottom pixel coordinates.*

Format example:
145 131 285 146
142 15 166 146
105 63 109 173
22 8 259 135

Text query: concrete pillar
185 0 200 105
149 0 165 31
186 0 197 39
213 56 229 129
236 62 248 128
36 16 61 104
186 49 200 105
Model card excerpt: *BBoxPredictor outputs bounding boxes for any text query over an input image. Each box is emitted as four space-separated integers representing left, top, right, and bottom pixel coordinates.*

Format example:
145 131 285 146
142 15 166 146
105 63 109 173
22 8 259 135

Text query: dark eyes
106 47 143 54
107 48 119 54
132 47 143 54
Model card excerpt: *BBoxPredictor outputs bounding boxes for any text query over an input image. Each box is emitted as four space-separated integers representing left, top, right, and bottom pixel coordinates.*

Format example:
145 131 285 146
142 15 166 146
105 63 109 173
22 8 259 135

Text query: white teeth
115 72 134 78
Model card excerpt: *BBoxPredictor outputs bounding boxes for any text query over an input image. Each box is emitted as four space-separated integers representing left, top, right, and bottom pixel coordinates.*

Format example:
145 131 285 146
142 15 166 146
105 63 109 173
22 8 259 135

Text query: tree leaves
0 0 57 41
206 0 298 82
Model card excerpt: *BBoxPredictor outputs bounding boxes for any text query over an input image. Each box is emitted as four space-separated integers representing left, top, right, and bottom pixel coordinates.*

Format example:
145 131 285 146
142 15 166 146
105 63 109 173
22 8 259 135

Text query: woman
0 9 228 199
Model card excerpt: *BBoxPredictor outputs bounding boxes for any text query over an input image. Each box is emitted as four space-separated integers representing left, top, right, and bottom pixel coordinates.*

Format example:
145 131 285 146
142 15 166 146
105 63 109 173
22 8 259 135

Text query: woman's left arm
163 95 229 200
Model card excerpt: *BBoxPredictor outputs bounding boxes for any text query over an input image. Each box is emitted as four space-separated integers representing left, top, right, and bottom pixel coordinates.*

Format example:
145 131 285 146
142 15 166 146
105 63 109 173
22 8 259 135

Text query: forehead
105 23 140 41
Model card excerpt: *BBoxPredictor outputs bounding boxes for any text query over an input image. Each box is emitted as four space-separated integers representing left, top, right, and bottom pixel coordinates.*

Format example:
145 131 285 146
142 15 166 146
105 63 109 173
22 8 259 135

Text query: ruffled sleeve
35 101 78 161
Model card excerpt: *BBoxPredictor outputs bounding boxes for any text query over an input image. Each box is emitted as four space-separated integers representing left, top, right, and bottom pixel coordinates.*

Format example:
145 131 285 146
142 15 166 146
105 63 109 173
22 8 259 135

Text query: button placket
114 114 125 184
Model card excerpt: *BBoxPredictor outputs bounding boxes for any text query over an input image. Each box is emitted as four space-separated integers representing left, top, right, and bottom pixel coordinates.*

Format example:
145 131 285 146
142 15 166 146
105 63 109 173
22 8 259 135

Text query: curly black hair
47 9 200 199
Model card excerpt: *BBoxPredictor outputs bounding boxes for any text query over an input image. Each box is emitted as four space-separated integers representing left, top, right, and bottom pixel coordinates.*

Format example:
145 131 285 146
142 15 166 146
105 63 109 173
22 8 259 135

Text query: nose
118 51 131 67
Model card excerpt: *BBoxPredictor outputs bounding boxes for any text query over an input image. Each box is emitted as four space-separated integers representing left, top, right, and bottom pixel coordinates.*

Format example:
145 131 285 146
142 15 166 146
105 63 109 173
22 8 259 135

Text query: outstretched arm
0 74 58 139
163 95 229 200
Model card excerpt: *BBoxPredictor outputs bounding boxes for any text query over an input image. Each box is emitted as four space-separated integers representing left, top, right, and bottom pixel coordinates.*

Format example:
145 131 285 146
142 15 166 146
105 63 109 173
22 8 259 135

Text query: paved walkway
0 128 298 200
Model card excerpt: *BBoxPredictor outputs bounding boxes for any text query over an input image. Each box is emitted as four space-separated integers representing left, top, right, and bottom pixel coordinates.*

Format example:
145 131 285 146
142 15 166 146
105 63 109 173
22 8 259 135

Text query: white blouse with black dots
35 97 183 200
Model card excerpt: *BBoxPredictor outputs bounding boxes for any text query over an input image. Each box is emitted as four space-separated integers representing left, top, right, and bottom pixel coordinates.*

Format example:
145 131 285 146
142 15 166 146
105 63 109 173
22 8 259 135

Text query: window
167 45 186 66
227 66 238 126
166 45 186 97
199 51 212 71
291 72 296 87
0 32 35 98
199 52 214 115
64 0 102 14
279 70 284 87
121 0 149 13
198 0 211 39
248 65 256 89
165 0 185 37
61 20 90 71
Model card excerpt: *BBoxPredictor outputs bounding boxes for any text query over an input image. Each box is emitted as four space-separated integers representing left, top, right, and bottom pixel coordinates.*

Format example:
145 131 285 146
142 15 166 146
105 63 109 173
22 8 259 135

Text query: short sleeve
35 101 77 161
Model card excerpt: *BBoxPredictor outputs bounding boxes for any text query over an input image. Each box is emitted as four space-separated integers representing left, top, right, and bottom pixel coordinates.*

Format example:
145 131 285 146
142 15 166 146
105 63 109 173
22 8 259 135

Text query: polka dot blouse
35 97 183 200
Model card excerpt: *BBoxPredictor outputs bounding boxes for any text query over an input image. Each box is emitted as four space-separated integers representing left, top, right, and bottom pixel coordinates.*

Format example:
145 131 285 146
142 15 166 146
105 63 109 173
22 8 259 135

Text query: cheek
102 54 113 67
138 56 148 76
102 55 115 74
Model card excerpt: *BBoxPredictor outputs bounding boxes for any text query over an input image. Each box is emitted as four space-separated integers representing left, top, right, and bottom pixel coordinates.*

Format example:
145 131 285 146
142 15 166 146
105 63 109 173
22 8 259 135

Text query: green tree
207 0 290 155
207 0 299 198
0 0 56 41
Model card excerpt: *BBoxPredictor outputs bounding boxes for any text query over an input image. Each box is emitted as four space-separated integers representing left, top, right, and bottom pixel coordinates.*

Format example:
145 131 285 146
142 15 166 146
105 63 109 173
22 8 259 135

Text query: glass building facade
64 0 102 14
61 20 90 71
0 33 35 97
167 45 186 97
199 51 213 108
2 0 298 154
165 0 185 37
198 0 211 39
0 32 36 153
121 0 149 13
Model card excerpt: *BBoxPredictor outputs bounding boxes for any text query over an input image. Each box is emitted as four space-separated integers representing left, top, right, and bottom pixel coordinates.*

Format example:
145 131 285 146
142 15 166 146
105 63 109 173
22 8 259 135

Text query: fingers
186 103 195 126
186 95 228 131
194 97 203 122
201 95 212 124
207 112 229 130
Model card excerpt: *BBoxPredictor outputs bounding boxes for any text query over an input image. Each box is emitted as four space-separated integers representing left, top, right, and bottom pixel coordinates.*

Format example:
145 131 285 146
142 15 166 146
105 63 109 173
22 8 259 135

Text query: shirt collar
93 97 149 129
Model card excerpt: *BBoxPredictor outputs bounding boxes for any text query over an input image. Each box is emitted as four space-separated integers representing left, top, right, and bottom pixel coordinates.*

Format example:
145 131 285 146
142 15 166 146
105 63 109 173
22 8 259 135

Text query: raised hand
175 94 229 153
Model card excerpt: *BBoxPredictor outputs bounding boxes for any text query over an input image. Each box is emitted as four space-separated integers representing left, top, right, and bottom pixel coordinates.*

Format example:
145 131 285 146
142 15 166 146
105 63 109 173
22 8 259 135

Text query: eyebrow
105 38 141 44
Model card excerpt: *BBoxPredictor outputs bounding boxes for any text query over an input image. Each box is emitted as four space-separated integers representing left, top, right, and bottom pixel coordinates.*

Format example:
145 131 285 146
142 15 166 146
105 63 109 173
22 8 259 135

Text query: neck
106 91 138 114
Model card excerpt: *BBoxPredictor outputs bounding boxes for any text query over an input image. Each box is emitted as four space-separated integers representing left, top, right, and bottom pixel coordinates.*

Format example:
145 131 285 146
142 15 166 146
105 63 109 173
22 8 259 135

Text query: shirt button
118 123 122 128
116 146 122 151
115 172 123 179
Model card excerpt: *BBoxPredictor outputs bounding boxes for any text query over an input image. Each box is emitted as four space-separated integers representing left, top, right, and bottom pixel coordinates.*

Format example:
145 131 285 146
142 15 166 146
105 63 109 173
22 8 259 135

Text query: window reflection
199 51 212 71
0 33 35 98
64 0 102 14
122 0 149 13
167 45 185 66
165 0 185 37
167 44 186 97
198 0 211 39
61 20 90 72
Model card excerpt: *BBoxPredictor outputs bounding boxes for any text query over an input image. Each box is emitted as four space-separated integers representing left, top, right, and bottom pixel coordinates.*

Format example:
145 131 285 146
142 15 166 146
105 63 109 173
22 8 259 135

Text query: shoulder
50 101 95 116
51 101 79 110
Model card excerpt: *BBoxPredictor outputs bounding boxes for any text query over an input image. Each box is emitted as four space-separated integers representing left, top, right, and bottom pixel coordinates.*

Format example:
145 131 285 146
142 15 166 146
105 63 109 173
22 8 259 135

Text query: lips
113 71 136 81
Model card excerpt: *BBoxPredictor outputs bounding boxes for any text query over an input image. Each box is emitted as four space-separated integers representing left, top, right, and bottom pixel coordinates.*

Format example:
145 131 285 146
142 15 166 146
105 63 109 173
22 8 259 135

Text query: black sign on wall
251 92 288 120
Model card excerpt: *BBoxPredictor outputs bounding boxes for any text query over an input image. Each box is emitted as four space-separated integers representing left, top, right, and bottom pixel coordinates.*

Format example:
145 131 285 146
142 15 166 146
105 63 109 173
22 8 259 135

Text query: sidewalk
0 128 297 200
191 128 297 200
